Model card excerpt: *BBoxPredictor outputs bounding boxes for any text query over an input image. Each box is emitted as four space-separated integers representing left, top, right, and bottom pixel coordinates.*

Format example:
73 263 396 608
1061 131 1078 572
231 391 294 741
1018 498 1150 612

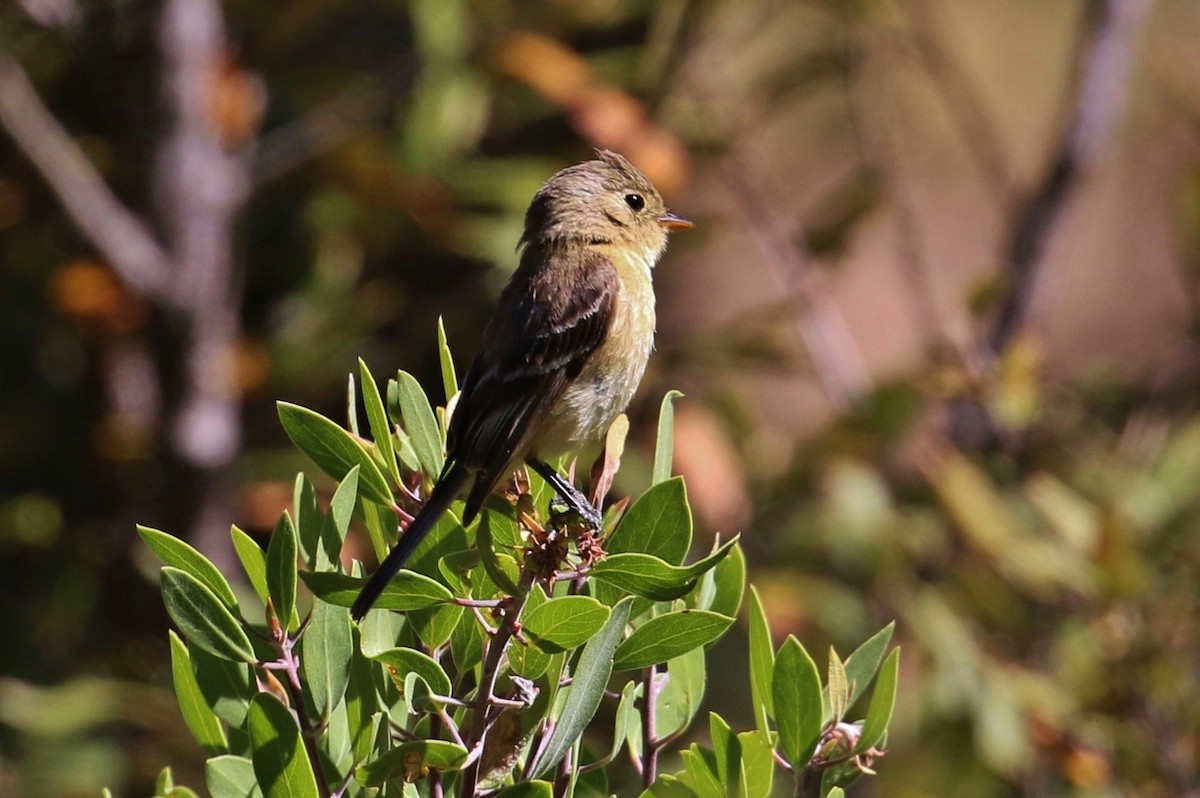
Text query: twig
640 665 660 788
987 0 1152 356
458 568 536 796
0 54 171 298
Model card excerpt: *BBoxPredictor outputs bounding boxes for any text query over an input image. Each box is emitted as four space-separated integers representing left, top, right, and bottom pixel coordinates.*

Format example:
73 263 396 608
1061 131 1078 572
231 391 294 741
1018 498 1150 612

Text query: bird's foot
548 495 604 530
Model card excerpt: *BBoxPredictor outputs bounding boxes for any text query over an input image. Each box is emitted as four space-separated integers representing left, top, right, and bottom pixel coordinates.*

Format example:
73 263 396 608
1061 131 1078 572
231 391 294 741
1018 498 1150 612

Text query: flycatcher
352 150 691 620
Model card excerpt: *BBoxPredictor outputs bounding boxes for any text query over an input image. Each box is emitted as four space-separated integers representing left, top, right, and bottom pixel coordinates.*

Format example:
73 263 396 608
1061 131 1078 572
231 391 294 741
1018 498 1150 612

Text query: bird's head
521 149 692 258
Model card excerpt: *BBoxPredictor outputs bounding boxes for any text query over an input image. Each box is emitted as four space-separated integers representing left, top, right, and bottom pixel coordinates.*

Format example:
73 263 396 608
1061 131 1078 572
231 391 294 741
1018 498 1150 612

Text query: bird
351 150 691 620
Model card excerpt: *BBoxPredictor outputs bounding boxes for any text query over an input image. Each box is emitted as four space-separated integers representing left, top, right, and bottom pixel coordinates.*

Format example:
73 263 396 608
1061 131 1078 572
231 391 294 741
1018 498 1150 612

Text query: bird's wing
448 245 618 516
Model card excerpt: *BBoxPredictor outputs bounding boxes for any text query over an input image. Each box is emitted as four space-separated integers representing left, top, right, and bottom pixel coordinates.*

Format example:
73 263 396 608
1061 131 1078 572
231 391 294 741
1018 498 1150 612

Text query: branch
458 568 536 796
988 0 1153 355
0 54 171 298
155 0 250 470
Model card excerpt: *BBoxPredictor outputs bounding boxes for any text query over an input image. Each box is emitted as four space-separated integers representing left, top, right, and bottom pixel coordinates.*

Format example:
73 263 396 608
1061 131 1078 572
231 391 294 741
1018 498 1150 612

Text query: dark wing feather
447 245 617 519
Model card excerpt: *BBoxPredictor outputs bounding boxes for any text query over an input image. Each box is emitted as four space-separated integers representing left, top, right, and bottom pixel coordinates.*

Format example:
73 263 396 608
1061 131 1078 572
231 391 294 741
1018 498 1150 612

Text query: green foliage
142 348 897 796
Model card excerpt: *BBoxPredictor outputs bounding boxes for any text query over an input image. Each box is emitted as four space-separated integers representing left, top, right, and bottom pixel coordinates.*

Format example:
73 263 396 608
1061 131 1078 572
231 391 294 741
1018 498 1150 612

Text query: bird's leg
526 458 604 529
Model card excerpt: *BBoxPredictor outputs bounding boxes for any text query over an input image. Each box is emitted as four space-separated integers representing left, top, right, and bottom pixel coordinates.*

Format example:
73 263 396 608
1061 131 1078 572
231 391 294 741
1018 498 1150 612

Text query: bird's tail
351 464 470 620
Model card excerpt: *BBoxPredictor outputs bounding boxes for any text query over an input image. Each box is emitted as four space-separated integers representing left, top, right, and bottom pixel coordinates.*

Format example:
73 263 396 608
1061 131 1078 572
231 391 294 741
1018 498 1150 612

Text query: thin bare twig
156 0 250 472
987 0 1153 355
0 54 171 297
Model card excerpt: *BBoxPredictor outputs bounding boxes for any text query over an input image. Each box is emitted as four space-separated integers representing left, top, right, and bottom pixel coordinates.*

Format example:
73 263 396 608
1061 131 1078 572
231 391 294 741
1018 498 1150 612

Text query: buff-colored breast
531 246 657 456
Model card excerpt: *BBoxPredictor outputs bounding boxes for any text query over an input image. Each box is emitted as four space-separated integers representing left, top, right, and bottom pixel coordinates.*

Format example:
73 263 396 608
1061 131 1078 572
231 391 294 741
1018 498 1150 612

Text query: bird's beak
658 211 694 231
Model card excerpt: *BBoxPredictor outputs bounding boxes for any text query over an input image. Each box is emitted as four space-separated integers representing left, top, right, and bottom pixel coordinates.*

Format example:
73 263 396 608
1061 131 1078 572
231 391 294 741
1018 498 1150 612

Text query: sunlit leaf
359 359 402 487
529 597 633 777
523 596 610 653
276 402 393 505
300 570 451 610
161 568 256 664
247 693 319 798
773 636 823 768
653 390 683 485
139 526 238 609
206 755 262 798
169 631 226 754
302 599 352 717
357 740 469 784
394 370 445 479
858 648 899 752
613 610 733 671
266 513 298 631
748 586 774 735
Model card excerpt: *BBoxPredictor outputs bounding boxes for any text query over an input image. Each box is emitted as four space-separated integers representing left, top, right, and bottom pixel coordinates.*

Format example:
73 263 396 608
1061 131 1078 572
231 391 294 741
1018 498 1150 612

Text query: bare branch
254 66 411 187
0 54 171 297
16 0 80 28
988 0 1153 355
155 0 250 470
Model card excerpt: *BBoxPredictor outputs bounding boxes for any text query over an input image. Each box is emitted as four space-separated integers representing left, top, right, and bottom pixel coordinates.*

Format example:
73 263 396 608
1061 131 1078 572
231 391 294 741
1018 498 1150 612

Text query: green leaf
604 476 692 564
508 586 552 678
827 789 846 798
360 500 392 564
656 646 706 742
451 604 485 672
266 513 298 631
358 740 469 784
591 539 739 601
437 316 458 404
477 509 521 594
293 474 322 569
169 631 227 754
747 586 774 735
493 782 553 798
206 755 262 798
139 526 239 608
346 372 359 436
359 359 403 488
773 636 823 768
690 541 746 618
858 648 899 752
231 526 269 603
155 764 175 794
638 774 699 797
370 647 452 697
607 680 638 763
737 730 774 798
247 693 320 798
709 713 739 787
842 622 895 712
679 744 722 798
652 390 683 484
299 570 451 610
276 401 393 505
161 568 256 663
523 596 610 654
394 370 445 478
302 599 352 717
192 646 253 727
828 647 848 724
529 597 634 777
402 510 470 580
316 466 359 571
613 610 733 671
408 603 464 650
344 628 379 763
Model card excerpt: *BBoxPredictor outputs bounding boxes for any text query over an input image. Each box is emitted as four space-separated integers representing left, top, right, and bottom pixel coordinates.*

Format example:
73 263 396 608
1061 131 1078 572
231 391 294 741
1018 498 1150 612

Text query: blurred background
3 0 1200 795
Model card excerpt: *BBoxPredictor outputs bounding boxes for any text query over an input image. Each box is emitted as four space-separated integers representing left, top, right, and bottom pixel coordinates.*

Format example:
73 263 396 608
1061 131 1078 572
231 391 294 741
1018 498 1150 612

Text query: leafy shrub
136 333 897 797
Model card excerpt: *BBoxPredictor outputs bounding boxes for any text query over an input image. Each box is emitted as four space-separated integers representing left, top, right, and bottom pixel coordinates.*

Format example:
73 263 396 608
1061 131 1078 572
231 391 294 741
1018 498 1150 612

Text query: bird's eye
624 193 645 211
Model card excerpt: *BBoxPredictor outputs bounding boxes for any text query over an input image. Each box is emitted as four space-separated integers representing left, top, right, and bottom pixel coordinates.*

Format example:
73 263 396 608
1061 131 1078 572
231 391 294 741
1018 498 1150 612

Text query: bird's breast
533 249 656 455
